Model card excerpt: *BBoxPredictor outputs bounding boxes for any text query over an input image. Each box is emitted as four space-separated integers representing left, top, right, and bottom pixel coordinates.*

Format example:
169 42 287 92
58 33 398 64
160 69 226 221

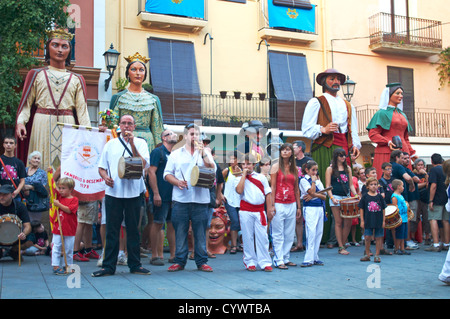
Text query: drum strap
118 136 133 157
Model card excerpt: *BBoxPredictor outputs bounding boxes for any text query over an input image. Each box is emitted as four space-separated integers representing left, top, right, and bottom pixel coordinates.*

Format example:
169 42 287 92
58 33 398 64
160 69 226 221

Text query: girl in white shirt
299 160 326 267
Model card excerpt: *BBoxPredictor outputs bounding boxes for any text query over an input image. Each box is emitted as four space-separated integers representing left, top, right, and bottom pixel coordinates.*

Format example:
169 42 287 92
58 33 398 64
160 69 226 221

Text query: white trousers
271 202 296 266
438 248 450 284
303 206 324 264
51 234 75 267
239 210 272 269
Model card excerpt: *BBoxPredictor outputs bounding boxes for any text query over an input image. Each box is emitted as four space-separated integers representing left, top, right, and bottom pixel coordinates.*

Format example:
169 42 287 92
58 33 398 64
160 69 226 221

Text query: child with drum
325 148 359 255
299 160 326 267
359 177 386 262
379 162 396 251
391 179 410 255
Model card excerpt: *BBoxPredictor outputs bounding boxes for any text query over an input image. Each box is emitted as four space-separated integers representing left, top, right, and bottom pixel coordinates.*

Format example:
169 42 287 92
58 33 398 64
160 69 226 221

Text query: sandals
360 255 371 262
374 256 381 263
53 267 68 276
277 264 288 269
230 246 237 254
285 262 297 267
338 247 350 255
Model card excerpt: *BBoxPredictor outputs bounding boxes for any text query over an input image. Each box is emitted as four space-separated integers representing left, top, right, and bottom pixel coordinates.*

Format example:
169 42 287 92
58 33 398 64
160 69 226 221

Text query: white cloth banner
61 125 113 201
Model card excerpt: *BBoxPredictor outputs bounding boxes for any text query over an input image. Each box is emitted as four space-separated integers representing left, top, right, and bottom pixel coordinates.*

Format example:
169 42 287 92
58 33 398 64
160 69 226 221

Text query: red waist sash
240 200 267 226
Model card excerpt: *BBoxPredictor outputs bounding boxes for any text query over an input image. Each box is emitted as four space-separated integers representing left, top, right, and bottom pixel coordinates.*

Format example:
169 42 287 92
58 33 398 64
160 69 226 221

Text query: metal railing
356 105 450 138
369 12 442 49
201 93 278 128
257 0 317 34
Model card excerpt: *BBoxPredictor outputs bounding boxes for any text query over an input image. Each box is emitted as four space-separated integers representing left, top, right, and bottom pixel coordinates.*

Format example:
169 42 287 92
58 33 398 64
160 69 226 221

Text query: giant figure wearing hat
15 29 91 170
367 83 415 178
302 68 361 180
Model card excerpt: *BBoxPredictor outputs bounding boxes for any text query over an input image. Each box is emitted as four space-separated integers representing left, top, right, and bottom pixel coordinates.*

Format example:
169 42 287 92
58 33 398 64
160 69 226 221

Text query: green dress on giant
109 89 164 153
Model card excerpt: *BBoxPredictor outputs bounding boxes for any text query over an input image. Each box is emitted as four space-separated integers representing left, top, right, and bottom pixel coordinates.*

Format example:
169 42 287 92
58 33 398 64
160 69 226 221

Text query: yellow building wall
105 0 450 118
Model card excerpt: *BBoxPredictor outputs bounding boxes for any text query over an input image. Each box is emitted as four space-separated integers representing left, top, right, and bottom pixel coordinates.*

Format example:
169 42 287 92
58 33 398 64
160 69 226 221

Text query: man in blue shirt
390 150 415 201
148 129 178 265
401 152 420 250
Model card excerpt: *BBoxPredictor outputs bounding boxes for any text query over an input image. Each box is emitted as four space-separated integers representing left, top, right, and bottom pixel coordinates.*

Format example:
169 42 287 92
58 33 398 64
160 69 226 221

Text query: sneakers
247 265 257 272
198 264 213 272
117 254 128 265
406 240 419 250
73 252 89 262
264 266 273 272
84 249 100 259
425 245 442 252
168 263 184 272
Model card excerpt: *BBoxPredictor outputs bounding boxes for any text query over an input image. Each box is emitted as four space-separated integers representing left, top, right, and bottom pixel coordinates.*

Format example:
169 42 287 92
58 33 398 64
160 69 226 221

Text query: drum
0 214 22 245
407 207 415 221
118 157 143 179
191 166 215 188
385 204 402 229
339 197 360 218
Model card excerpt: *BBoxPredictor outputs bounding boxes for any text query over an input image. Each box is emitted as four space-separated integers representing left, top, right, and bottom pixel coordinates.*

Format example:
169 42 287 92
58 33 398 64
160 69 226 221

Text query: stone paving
1 242 449 301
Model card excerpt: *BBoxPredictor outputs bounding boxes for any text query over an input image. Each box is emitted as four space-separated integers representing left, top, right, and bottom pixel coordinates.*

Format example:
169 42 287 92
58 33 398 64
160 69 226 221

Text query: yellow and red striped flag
47 167 58 231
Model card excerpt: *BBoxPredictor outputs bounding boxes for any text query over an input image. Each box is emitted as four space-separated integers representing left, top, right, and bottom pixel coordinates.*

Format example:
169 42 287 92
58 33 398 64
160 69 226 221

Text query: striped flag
47 168 58 231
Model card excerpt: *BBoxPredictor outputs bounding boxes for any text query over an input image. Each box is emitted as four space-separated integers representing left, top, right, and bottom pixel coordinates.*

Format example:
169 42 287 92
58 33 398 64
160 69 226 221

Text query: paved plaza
1 241 449 303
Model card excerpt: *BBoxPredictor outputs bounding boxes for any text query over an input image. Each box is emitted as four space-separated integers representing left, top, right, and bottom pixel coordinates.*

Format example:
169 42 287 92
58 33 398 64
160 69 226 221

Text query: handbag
26 183 49 212
26 192 49 212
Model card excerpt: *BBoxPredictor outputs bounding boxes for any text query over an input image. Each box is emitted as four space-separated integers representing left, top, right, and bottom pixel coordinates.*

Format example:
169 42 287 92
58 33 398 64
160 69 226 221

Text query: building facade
104 0 450 164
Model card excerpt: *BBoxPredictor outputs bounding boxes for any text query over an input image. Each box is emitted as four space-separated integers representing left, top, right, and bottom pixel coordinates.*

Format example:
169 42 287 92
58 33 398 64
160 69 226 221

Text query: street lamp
103 43 120 91
342 75 356 102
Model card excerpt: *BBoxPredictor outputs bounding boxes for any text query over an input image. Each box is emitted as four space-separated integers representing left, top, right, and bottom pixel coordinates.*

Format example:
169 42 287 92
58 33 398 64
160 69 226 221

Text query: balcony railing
201 94 277 128
257 0 318 45
356 105 450 138
368 12 442 56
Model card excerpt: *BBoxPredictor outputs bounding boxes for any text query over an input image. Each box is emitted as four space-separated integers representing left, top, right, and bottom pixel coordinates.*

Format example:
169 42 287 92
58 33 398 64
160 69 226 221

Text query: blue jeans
171 202 209 267
224 201 240 231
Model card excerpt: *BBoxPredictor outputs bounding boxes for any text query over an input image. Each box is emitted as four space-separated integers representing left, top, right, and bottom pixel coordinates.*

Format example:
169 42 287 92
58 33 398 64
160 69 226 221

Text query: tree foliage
436 47 450 88
0 0 71 127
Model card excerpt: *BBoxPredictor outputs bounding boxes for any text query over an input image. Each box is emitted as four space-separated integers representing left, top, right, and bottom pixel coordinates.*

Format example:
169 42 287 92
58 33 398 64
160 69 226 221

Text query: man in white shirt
164 123 216 272
93 114 150 277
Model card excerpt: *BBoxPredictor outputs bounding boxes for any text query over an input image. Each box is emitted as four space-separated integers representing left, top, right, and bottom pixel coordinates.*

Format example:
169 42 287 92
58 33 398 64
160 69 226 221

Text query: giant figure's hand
16 123 27 141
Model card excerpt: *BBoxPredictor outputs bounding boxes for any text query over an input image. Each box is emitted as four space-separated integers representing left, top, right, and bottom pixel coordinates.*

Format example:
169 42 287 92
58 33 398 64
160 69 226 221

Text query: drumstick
180 171 188 190
18 238 21 267
316 186 332 194
107 161 112 178
338 195 359 202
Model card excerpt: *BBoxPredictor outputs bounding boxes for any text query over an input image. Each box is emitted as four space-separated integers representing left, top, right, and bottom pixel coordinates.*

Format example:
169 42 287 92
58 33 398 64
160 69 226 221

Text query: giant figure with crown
109 52 164 154
15 29 91 169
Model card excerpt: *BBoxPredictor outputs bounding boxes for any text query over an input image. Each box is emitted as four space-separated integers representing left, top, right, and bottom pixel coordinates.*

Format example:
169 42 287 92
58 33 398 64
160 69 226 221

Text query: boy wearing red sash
235 154 274 272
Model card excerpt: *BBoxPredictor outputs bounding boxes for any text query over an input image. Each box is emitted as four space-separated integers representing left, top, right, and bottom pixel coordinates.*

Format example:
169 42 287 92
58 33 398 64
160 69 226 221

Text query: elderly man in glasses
93 114 151 277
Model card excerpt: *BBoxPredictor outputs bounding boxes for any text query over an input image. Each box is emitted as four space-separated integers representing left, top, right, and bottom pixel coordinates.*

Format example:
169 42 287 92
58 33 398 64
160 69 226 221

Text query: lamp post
203 33 213 95
103 44 120 91
342 75 356 102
